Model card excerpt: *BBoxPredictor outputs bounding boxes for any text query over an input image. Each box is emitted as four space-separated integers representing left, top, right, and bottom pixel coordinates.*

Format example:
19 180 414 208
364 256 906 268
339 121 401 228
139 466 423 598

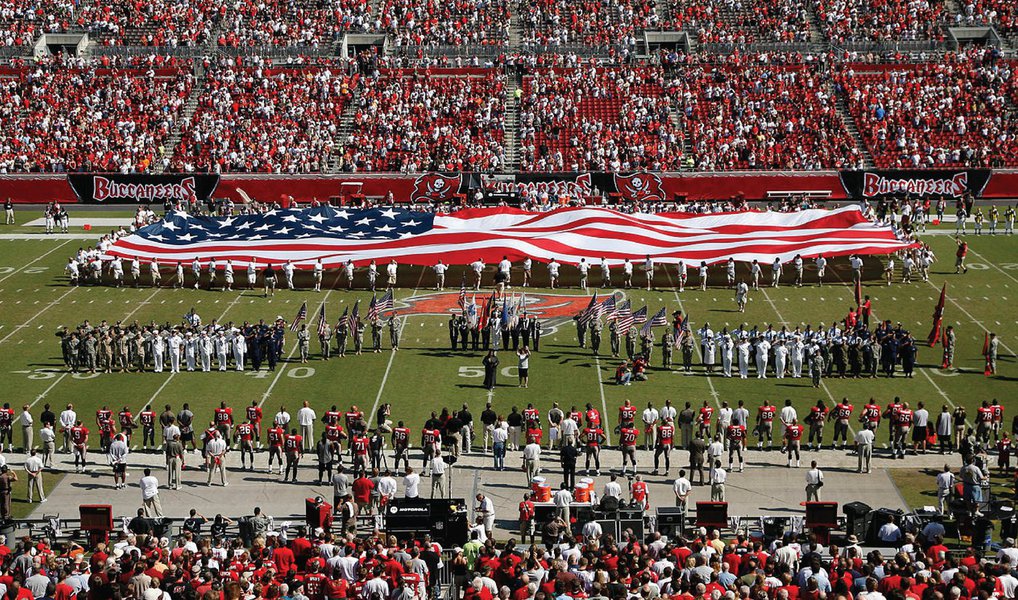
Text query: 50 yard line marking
368 266 428 424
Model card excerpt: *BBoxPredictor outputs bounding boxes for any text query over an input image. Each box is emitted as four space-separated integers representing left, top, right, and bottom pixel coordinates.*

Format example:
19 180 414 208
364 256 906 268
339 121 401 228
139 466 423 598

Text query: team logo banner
67 174 221 204
410 172 667 203
840 169 991 199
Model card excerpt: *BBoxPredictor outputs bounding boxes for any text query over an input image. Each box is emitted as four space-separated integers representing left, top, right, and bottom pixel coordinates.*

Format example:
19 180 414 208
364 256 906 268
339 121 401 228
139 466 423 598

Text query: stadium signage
840 169 991 199
68 174 221 204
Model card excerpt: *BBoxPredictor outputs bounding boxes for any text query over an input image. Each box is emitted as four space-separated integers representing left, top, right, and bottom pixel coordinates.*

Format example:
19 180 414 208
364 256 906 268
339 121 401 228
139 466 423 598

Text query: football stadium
0 9 1017 599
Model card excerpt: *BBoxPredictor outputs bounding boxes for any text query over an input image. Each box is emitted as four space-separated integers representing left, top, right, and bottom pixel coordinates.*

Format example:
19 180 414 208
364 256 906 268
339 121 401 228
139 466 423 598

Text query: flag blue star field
105 205 916 268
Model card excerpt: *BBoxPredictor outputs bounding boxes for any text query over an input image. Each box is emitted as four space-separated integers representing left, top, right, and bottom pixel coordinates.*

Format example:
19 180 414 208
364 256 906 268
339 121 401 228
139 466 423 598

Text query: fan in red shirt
784 418 803 467
630 474 649 510
352 473 375 512
525 425 542 446
302 562 329 600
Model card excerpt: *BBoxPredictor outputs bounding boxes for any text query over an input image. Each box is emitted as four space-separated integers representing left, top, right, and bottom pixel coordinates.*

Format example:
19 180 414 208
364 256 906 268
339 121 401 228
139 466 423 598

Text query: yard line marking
146 373 177 407
369 267 428 423
967 248 1018 285
0 287 77 345
29 373 68 408
0 239 72 284
259 289 335 407
918 368 956 408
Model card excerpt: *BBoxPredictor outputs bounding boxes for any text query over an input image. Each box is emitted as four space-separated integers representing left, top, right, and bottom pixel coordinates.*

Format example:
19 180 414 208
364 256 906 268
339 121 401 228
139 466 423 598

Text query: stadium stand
519 66 682 172
836 50 1018 168
665 0 813 44
0 58 194 173
380 0 511 47
340 70 506 172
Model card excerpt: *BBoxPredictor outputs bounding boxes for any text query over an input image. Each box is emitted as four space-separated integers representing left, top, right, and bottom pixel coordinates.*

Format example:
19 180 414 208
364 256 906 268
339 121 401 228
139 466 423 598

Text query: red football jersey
583 427 603 446
619 405 637 423
284 434 302 452
267 427 285 447
657 424 674 445
119 411 133 429
246 406 263 423
727 424 746 441
71 426 89 446
236 423 254 441
214 407 234 425
620 427 638 447
785 425 804 441
526 428 542 444
139 411 156 427
834 404 853 421
758 405 776 422
392 427 410 448
352 435 369 455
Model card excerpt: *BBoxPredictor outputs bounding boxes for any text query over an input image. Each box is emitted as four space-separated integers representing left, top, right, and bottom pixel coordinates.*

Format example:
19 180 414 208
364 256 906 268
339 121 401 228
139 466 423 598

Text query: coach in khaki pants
165 434 184 490
855 422 875 474
19 405 33 453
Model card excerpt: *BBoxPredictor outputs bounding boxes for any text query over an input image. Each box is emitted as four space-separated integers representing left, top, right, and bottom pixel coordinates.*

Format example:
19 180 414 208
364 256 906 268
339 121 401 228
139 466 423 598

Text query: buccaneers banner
840 169 991 199
67 173 221 205
408 172 668 203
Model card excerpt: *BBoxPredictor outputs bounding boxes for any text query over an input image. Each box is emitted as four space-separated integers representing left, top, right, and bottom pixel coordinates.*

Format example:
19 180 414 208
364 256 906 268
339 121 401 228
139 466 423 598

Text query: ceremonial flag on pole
640 308 667 337
632 306 648 324
350 300 360 331
983 332 992 376
927 283 946 347
289 301 307 332
316 304 327 337
854 277 863 308
599 295 617 321
616 300 633 331
578 293 598 326
367 294 378 321
338 306 349 329
458 278 467 313
376 289 394 315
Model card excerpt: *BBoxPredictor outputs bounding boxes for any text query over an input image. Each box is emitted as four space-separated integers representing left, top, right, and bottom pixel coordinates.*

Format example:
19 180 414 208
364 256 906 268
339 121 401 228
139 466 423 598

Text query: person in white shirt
642 403 660 450
582 519 602 540
471 258 485 290
283 261 295 289
856 423 875 473
577 258 589 291
997 538 1018 568
673 470 692 513
805 461 824 501
205 433 228 487
433 260 447 290
710 461 727 501
622 259 633 288
643 255 654 290
492 420 509 471
522 257 533 287
297 401 316 451
140 468 163 517
547 259 560 289
377 471 398 504
779 400 798 442
498 257 512 286
223 260 234 291
913 402 930 454
24 449 45 503
430 450 448 498
39 424 55 468
386 260 398 289
19 406 33 453
815 255 827 286
553 483 573 532
313 259 324 292
599 257 611 288
108 433 130 489
603 474 623 499
274 408 291 429
403 466 421 498
475 493 495 538
522 441 541 482
560 414 578 447
936 465 955 515
771 258 782 287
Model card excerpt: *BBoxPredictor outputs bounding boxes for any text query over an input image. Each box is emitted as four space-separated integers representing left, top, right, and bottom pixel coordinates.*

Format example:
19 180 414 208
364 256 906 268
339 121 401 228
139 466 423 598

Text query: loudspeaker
866 508 903 544
386 498 468 546
595 519 619 539
805 502 839 528
619 518 645 540
696 502 728 528
80 505 113 531
763 517 787 540
656 507 685 525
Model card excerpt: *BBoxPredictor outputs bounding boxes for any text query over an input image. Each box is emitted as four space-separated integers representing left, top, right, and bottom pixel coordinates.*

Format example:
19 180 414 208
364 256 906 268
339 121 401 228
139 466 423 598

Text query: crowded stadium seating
836 53 1018 168
665 0 813 44
171 63 356 173
340 70 506 172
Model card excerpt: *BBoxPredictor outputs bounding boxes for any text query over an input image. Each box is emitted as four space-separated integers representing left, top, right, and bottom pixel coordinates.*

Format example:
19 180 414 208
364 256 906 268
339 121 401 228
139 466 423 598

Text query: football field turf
0 222 1015 510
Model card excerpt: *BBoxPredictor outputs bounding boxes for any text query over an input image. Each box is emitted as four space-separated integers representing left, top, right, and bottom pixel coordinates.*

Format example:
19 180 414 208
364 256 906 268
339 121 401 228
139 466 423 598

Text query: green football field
0 217 1015 467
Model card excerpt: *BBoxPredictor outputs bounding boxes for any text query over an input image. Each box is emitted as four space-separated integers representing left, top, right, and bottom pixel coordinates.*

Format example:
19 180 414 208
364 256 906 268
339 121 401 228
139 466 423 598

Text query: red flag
926 283 946 347
854 278 862 308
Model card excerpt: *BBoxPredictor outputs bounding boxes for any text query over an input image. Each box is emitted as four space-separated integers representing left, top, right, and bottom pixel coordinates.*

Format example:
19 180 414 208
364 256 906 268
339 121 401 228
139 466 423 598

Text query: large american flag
104 205 914 268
